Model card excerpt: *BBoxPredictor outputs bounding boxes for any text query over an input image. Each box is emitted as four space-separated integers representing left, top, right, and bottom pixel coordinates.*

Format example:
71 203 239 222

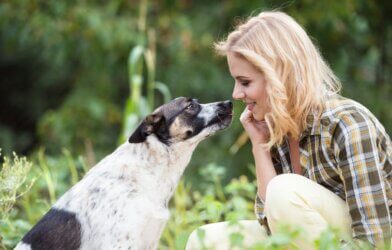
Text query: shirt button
321 119 330 126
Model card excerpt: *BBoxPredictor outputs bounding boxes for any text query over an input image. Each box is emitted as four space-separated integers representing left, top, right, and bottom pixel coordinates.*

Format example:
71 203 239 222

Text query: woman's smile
245 101 256 112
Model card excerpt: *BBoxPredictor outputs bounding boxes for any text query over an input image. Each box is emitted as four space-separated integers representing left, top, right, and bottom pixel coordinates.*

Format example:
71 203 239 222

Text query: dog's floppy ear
128 113 165 143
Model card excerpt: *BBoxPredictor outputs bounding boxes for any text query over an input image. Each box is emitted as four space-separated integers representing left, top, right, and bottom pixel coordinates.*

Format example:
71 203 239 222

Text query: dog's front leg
137 209 169 250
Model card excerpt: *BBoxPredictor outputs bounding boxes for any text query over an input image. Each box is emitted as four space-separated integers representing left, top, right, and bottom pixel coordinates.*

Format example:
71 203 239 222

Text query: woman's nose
232 84 244 100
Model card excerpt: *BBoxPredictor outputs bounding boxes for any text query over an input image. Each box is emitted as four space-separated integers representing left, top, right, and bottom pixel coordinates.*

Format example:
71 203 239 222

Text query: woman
186 11 391 249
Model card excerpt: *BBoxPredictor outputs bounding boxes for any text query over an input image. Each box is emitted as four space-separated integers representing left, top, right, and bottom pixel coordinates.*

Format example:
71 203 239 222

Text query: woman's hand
240 108 276 200
240 108 270 146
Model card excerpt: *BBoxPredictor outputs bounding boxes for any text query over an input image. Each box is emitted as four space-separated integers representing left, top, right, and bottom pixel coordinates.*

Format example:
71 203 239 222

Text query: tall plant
119 0 171 143
0 151 35 249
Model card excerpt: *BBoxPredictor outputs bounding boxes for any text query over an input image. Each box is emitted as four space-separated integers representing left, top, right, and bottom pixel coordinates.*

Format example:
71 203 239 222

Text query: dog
16 97 233 250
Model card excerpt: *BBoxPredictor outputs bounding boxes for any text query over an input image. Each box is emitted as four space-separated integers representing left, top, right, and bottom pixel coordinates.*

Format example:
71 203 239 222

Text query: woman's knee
265 174 304 208
185 220 267 250
264 173 321 224
186 222 232 250
186 226 203 250
264 174 351 241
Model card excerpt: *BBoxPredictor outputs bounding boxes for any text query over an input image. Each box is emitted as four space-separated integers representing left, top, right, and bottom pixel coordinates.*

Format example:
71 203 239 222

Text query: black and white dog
16 97 233 250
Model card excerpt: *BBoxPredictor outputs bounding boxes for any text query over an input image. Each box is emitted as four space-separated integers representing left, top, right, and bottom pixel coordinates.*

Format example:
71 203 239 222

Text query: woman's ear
128 113 165 143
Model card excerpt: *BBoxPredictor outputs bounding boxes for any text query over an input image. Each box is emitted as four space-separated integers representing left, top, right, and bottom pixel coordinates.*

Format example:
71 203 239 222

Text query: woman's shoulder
322 94 374 119
318 94 387 139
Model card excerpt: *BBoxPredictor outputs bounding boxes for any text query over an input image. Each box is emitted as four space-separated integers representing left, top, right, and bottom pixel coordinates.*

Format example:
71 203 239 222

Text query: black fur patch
183 116 205 139
21 208 81 250
129 113 167 144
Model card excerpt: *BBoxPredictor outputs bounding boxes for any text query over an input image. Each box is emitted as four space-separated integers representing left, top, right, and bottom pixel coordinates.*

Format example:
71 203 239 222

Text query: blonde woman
186 11 391 249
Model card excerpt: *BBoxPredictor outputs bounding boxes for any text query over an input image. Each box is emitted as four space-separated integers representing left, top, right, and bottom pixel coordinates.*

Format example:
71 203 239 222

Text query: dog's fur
16 97 232 250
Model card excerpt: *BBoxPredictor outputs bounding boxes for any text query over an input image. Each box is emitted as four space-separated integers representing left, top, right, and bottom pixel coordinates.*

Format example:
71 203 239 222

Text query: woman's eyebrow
234 76 250 80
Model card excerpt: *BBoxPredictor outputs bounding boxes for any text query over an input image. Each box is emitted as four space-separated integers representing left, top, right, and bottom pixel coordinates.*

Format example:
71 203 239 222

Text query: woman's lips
247 103 255 111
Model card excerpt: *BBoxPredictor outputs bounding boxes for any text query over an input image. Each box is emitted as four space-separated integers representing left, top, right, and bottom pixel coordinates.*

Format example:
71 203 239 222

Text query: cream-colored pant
186 174 352 250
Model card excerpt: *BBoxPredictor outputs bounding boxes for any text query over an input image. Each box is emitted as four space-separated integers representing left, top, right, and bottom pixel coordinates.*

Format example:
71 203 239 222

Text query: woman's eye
240 81 250 87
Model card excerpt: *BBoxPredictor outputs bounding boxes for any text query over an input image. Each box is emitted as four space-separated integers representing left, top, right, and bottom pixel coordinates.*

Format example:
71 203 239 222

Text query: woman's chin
251 112 264 121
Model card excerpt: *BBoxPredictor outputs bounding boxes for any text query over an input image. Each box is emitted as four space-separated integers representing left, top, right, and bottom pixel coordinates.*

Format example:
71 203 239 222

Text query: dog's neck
107 136 199 206
131 135 197 167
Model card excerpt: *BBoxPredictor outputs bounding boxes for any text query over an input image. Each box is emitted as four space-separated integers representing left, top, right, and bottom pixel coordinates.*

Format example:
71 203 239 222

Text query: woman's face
227 52 269 121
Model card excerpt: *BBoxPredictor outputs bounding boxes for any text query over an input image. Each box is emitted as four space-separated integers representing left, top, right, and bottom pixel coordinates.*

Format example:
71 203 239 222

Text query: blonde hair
215 11 341 148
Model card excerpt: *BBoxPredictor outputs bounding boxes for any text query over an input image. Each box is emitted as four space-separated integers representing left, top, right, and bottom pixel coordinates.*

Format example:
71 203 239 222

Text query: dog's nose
218 100 233 109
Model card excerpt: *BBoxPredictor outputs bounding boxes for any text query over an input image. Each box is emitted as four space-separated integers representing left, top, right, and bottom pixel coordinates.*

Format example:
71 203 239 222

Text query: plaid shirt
254 95 392 246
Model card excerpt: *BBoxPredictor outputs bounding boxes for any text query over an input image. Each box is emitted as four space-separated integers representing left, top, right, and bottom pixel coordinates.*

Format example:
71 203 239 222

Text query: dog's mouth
206 109 233 128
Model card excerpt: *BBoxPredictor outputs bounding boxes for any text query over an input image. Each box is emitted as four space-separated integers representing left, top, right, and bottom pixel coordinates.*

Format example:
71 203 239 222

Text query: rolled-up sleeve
333 111 391 246
254 147 281 235
254 194 271 235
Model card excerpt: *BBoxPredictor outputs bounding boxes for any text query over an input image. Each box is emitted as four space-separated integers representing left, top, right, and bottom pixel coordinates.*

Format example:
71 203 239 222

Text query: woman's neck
288 136 302 175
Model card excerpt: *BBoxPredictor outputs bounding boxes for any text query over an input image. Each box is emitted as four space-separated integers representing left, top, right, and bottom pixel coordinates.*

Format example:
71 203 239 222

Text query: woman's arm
333 111 391 247
240 109 277 200
252 145 276 200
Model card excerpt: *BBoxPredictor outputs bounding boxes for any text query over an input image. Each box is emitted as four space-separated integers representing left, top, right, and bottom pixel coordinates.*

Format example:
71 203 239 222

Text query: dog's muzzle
208 100 233 128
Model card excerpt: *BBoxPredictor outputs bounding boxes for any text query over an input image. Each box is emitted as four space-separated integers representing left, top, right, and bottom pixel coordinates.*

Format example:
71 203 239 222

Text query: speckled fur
16 98 232 250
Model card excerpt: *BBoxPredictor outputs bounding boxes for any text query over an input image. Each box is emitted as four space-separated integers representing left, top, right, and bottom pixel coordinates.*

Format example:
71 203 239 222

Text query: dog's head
129 97 233 145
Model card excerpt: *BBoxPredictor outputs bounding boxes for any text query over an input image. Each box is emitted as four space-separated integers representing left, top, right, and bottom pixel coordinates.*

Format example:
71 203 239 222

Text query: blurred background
1 0 392 178
0 0 391 249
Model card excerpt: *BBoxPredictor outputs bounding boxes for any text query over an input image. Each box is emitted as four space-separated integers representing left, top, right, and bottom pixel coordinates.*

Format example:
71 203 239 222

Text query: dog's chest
77 194 169 250
54 165 171 249
51 142 190 249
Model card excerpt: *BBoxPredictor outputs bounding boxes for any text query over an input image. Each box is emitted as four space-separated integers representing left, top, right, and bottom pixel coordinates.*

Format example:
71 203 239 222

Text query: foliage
119 34 171 143
0 151 35 249
0 0 140 156
0 149 88 249
0 151 34 220
1 0 390 180
160 164 256 249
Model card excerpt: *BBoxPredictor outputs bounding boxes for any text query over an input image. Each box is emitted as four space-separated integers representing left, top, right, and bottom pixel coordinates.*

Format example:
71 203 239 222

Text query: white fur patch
14 242 31 250
197 103 218 122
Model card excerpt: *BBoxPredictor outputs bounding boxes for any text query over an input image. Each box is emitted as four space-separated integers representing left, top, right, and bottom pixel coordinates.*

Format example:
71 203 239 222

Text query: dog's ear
128 113 165 143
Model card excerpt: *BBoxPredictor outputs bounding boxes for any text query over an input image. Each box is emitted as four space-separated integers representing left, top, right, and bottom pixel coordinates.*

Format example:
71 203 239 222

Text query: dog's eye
186 103 194 110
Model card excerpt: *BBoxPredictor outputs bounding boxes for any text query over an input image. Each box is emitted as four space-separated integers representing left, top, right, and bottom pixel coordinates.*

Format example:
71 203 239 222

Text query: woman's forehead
227 52 260 77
